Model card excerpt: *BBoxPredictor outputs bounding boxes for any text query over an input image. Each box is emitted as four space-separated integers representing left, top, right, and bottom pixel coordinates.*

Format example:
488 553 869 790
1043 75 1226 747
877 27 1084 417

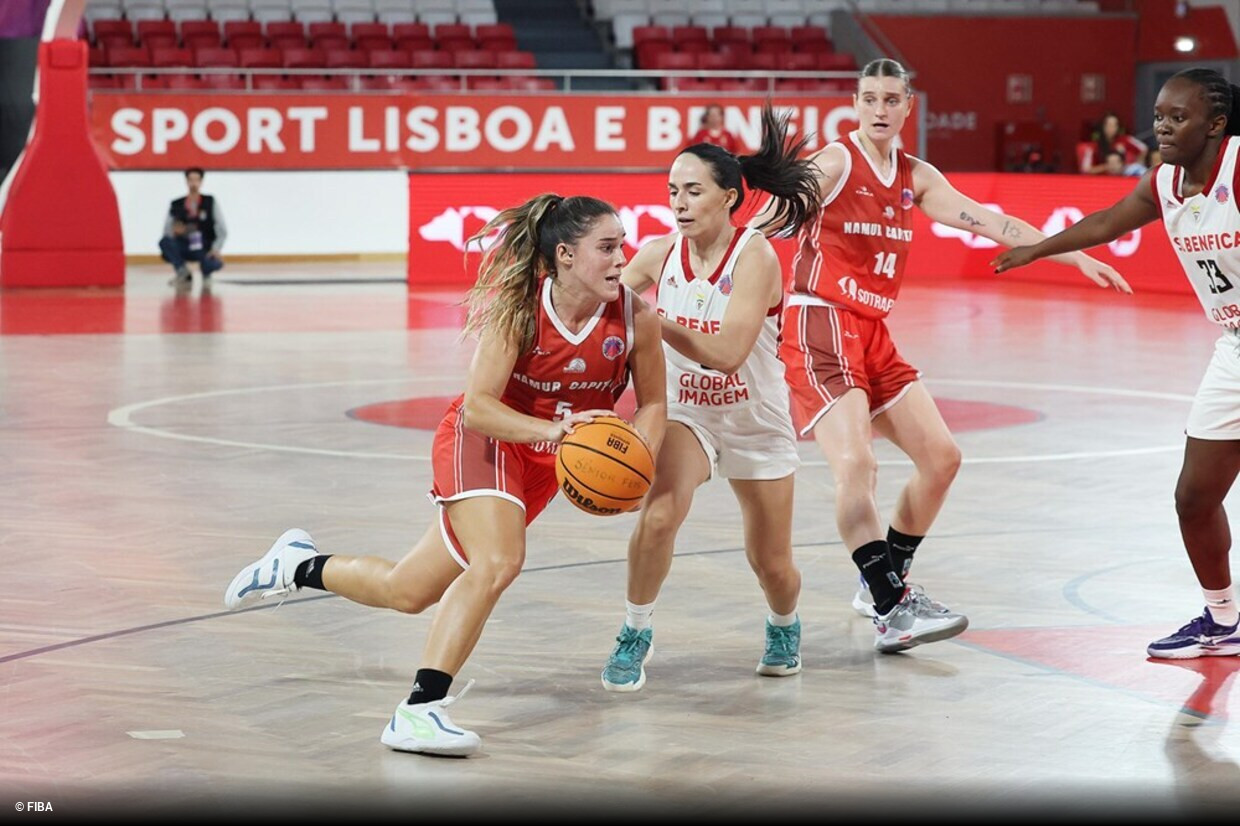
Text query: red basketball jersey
791 131 915 320
498 277 634 421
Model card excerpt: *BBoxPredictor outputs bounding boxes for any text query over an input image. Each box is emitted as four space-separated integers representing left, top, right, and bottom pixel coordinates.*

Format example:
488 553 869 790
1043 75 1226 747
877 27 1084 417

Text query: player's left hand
1076 255 1133 294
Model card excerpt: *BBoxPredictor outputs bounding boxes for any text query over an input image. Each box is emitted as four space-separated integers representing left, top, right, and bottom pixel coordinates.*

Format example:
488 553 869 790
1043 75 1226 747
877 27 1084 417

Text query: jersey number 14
872 252 898 279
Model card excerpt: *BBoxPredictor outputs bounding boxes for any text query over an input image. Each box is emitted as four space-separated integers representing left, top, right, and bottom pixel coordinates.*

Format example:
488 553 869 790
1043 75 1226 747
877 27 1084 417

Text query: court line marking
107 378 1193 466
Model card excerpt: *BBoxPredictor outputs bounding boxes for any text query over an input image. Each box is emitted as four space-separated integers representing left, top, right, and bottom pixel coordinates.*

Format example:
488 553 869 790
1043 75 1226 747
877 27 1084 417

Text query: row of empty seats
87 19 517 55
85 0 499 27
91 43 536 71
87 73 555 91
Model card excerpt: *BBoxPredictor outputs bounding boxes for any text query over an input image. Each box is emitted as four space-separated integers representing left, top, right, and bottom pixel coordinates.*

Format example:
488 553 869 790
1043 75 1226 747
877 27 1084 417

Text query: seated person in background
1104 149 1126 176
160 167 226 287
689 104 741 154
1078 112 1149 175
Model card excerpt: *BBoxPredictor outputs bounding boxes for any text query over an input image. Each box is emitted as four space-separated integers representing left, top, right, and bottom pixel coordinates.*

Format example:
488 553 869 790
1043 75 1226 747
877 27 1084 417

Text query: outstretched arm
912 158 1134 293
993 171 1162 273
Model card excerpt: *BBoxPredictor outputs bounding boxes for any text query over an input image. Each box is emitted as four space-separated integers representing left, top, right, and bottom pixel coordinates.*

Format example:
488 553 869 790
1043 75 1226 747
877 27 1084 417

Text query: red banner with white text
409 172 1189 296
89 93 914 170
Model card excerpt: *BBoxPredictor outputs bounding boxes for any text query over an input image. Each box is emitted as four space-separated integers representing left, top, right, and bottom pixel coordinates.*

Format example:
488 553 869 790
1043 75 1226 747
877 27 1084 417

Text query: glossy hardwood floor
2 263 1238 819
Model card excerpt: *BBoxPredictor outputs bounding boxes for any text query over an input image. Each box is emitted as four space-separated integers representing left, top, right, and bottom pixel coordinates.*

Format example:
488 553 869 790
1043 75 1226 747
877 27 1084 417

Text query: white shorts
669 397 800 481
1186 331 1240 440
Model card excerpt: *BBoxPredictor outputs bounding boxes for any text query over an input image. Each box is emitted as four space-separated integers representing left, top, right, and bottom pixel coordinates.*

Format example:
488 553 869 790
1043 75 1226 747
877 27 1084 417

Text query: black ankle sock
410 669 453 705
887 528 924 580
293 555 332 591
852 540 905 615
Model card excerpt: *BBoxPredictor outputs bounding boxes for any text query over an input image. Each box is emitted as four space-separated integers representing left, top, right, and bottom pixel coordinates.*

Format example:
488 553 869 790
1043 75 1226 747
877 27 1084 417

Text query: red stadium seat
495 50 536 70
712 26 749 46
435 23 472 43
136 19 176 43
677 40 711 55
392 22 430 41
282 48 326 69
749 53 778 71
817 53 856 71
194 47 239 68
635 40 672 68
652 51 696 71
359 76 399 90
238 48 283 69
92 19 133 45
265 21 306 49
782 53 816 71
671 25 708 44
467 77 506 90
222 20 262 45
167 74 207 90
367 49 412 69
411 50 453 70
88 46 106 66
718 78 766 92
476 23 516 51
87 75 120 90
352 22 392 51
508 76 556 91
151 47 193 67
299 76 351 91
142 32 178 50
180 20 222 51
106 46 151 67
697 52 731 72
202 73 246 90
253 75 298 90
453 50 496 69
325 49 368 69
410 76 459 92
632 25 669 45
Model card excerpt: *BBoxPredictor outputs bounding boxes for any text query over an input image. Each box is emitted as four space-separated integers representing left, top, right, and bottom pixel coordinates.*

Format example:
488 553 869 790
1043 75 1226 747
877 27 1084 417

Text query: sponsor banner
411 171 1189 297
907 173 1184 295
90 94 916 170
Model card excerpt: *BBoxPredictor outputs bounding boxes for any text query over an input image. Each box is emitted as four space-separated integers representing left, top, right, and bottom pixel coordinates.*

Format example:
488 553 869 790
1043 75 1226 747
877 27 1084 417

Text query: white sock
768 609 798 627
625 600 655 631
1204 586 1239 626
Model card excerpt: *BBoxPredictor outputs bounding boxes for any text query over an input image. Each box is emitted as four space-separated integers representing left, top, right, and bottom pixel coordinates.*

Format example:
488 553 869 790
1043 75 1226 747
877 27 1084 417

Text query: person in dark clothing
159 167 226 288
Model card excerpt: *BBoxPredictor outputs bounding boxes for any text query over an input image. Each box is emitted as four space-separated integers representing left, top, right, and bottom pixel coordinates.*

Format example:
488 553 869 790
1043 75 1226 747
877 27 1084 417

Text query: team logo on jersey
1216 185 1231 204
602 335 625 360
883 206 896 220
717 272 733 296
901 188 914 209
664 273 678 287
564 357 587 373
837 276 859 302
855 185 874 197
531 345 552 356
1191 202 1203 222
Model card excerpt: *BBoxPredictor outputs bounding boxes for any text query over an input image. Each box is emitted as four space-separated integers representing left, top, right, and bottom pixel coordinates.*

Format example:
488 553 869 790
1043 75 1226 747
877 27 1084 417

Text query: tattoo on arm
1001 220 1022 240
960 211 983 229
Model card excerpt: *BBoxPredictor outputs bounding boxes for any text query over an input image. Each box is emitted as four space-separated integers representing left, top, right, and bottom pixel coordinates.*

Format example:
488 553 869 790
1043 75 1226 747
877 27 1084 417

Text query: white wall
110 170 409 256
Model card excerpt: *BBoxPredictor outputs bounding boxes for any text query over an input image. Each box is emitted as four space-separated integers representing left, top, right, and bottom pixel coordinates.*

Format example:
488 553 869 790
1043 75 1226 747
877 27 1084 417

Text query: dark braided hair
1172 68 1240 136
679 104 819 239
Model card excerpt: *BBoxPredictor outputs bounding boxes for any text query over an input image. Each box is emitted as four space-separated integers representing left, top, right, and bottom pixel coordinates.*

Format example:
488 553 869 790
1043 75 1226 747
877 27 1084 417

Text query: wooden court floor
3 262 1240 819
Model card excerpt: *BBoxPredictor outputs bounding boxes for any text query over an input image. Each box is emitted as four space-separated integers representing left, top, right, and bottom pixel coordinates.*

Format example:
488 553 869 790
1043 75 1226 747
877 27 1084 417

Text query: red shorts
430 399 560 568
779 299 921 435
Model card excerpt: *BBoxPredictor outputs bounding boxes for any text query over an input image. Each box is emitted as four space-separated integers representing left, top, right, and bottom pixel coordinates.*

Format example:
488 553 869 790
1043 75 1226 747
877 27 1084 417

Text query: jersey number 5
555 401 573 420
873 252 898 279
1198 259 1234 295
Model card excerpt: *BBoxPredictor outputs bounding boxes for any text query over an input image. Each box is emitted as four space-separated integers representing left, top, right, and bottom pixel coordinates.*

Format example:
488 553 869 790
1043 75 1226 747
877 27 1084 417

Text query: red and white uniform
1153 136 1240 439
656 227 798 479
779 131 921 434
431 277 634 566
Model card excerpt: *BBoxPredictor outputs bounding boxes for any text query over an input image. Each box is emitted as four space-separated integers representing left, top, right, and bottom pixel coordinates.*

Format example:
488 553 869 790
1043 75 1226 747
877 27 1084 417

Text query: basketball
555 416 654 516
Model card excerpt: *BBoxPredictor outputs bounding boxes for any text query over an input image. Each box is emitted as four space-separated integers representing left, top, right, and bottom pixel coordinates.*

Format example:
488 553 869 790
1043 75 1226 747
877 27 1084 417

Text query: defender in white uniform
994 68 1240 660
656 225 799 479
597 106 822 691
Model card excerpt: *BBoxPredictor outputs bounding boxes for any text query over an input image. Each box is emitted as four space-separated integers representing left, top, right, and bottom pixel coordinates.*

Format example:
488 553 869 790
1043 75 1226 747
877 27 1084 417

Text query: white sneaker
852 576 877 618
223 528 318 610
873 589 968 653
380 681 481 757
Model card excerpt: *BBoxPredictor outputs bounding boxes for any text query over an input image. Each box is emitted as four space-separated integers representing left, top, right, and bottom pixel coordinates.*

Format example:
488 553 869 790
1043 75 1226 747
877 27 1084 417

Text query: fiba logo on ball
555 417 653 516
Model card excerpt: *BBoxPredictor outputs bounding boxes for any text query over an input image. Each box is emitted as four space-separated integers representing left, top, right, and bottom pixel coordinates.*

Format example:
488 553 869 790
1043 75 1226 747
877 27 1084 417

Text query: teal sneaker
756 618 802 676
601 625 653 692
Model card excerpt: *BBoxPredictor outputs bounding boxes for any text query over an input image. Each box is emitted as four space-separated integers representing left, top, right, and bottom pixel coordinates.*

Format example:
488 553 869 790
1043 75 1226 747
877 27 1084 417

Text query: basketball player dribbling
995 69 1240 660
599 106 820 691
771 58 1131 652
223 194 667 755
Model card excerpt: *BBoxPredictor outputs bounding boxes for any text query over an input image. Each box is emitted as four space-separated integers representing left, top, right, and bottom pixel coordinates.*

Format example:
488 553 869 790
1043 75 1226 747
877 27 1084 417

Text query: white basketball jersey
655 227 787 412
1155 136 1240 327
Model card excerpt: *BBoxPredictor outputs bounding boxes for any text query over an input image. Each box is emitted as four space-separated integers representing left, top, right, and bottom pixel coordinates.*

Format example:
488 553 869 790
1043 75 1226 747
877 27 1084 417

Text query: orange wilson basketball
555 416 654 516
